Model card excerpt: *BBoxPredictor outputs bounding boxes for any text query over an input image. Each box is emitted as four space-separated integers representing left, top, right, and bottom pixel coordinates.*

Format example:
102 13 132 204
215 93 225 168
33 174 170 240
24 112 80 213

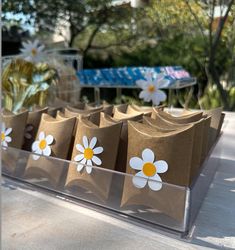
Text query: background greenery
2 0 235 110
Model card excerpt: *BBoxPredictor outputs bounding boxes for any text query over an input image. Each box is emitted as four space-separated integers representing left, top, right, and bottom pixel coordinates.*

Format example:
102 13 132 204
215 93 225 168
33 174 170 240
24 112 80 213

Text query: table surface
2 112 235 250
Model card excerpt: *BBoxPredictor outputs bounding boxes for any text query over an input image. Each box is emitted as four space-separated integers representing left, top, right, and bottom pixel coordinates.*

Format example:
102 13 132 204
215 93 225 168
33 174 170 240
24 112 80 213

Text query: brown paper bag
65 117 122 202
154 112 206 181
121 121 195 221
1 109 28 174
156 110 203 123
203 107 223 150
64 106 101 125
24 113 76 187
126 105 152 117
1 109 28 149
112 108 143 172
47 106 63 117
143 115 210 182
200 115 212 162
22 106 48 151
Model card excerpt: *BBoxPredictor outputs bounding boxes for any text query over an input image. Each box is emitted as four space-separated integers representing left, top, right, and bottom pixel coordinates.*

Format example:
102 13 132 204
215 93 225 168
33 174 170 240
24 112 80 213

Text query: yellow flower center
39 139 47 150
31 48 37 56
143 162 156 177
148 85 156 93
1 132 5 141
84 148 94 160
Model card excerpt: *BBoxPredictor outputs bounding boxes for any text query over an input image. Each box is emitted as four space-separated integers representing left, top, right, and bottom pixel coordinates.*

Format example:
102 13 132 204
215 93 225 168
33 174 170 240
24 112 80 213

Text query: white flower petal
39 131 45 140
155 90 167 102
83 136 89 148
158 79 169 88
32 154 40 160
32 141 39 151
132 171 147 189
142 148 155 163
86 166 92 174
80 158 87 165
5 128 12 136
93 146 103 154
45 135 53 145
154 160 168 173
148 173 163 191
92 155 102 165
74 154 84 162
35 148 42 155
2 141 8 147
139 90 147 98
38 44 45 51
139 90 151 102
43 146 51 156
5 136 12 143
87 159 93 166
1 123 6 132
89 137 97 149
145 71 153 83
129 157 144 170
76 144 85 153
77 164 84 172
136 79 148 89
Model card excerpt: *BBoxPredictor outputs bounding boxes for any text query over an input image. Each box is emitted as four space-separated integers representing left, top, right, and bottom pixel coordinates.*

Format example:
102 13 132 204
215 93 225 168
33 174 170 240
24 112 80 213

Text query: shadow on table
189 158 235 250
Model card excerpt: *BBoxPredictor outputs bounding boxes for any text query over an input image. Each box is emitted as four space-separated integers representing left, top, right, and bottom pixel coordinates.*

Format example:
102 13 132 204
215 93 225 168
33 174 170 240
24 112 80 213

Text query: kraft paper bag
203 107 223 150
153 112 206 181
121 121 195 221
127 104 153 114
65 117 122 202
200 115 212 162
150 105 165 119
64 106 101 125
217 112 225 137
143 115 210 182
155 110 203 123
47 106 63 117
112 108 143 172
85 103 114 116
113 106 143 121
126 105 152 117
24 113 76 187
22 106 48 151
114 103 129 113
1 109 28 174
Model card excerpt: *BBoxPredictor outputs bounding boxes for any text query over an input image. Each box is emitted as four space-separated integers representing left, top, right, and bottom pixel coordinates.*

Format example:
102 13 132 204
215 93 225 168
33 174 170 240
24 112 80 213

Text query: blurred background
2 0 235 110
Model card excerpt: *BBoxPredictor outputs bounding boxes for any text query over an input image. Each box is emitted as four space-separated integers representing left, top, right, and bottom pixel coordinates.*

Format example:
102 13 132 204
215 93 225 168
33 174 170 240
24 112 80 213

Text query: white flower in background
31 131 54 160
1 123 12 148
24 124 34 140
20 40 45 62
74 136 103 174
129 148 168 191
136 72 168 105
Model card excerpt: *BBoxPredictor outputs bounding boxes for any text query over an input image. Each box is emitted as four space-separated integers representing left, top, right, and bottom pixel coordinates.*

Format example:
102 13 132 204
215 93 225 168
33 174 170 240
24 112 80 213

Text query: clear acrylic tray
2 141 221 237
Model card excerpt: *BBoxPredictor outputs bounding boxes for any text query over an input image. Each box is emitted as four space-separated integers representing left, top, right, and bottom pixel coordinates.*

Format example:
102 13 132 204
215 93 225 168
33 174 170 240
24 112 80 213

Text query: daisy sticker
129 148 168 191
31 131 54 160
20 40 45 62
74 136 103 174
136 72 168 105
1 123 12 148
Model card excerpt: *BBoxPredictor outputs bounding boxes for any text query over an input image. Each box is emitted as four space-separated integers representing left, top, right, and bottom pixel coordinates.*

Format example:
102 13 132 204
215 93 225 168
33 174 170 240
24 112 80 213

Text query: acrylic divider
2 146 189 233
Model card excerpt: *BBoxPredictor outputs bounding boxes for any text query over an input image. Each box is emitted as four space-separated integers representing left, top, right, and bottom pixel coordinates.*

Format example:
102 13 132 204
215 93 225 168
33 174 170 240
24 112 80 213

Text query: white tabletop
2 112 235 250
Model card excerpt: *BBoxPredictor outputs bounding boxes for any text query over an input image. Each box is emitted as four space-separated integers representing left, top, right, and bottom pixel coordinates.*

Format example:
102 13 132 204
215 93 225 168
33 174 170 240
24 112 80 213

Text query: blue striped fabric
77 66 195 88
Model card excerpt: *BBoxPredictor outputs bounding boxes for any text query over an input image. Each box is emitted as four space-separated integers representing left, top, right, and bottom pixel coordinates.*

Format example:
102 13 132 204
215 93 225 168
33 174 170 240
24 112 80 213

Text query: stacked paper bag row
1 103 224 221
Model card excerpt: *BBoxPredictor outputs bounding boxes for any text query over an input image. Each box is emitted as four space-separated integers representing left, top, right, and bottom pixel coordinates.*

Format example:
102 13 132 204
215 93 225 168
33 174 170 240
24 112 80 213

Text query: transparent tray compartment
2 143 221 236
